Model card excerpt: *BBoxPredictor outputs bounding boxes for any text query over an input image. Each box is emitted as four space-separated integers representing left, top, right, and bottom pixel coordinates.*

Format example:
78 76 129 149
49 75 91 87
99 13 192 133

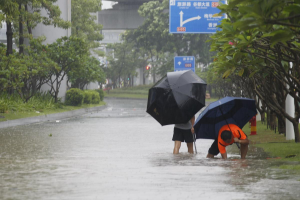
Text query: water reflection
0 98 299 200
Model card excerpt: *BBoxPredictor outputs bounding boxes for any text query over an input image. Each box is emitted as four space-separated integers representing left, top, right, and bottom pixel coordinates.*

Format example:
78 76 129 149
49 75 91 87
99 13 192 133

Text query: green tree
0 38 55 102
209 0 300 142
16 0 70 54
47 37 89 102
0 0 19 55
71 0 103 48
67 56 106 89
124 0 215 84
1 0 70 55
18 37 56 102
106 41 141 88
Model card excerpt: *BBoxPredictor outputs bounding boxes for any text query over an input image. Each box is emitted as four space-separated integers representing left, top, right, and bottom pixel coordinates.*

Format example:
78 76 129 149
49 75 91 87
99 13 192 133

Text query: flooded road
0 98 299 200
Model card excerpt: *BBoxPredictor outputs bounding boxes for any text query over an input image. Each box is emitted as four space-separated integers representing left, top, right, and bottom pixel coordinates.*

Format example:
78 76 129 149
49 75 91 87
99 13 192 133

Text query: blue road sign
169 0 226 33
174 56 195 72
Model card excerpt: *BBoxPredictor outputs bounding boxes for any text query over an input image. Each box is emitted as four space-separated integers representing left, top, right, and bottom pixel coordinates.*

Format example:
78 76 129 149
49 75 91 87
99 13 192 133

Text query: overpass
98 0 157 85
99 0 156 43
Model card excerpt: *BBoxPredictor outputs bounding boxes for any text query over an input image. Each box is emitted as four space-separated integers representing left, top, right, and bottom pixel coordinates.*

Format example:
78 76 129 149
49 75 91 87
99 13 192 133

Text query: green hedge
84 90 100 104
0 99 8 113
65 88 84 106
95 89 105 101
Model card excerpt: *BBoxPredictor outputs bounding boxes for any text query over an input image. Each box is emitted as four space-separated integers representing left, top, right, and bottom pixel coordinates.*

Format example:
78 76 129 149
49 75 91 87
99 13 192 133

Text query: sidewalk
0 105 107 129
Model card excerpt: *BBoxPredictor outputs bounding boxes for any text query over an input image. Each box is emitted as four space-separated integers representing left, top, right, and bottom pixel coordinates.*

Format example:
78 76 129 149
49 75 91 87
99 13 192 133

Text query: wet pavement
0 98 299 200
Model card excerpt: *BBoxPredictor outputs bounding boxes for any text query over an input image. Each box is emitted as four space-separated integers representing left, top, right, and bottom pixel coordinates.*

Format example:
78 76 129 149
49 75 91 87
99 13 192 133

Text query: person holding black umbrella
146 70 206 154
206 124 249 159
173 115 195 154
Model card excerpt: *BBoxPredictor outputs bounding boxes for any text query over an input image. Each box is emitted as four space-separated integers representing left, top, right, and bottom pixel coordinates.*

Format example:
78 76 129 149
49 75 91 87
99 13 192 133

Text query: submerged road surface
0 98 299 200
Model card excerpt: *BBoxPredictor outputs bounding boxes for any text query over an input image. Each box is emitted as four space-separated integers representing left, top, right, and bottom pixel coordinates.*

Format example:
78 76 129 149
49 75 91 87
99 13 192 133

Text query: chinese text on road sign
174 56 195 72
169 0 226 33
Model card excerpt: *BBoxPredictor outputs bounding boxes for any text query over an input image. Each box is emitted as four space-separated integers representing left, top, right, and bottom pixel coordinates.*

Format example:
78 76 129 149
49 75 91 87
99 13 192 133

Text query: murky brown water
0 98 299 200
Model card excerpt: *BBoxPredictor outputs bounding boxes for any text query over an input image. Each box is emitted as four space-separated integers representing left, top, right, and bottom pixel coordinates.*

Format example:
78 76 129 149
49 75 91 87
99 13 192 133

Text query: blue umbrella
194 96 257 140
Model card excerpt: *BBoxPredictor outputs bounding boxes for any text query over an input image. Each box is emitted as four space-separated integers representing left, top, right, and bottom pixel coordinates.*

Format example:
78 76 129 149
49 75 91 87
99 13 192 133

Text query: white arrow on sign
178 61 181 66
180 11 201 27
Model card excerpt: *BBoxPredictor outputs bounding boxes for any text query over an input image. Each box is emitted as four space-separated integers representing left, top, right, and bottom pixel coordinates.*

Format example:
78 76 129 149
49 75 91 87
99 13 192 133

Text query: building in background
33 0 72 102
98 0 154 86
0 21 7 44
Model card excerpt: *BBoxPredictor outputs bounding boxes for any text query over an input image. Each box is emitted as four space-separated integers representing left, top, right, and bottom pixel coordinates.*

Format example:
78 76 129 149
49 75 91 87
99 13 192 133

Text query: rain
0 98 299 200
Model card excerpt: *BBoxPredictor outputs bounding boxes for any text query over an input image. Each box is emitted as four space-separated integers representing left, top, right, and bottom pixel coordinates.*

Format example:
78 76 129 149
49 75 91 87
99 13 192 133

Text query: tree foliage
47 36 89 102
209 0 300 142
124 0 215 83
67 56 105 89
106 41 145 88
0 0 71 55
71 0 103 48
0 38 56 102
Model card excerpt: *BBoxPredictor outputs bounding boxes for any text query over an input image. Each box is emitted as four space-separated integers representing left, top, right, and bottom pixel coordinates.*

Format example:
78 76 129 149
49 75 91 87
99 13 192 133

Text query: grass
0 92 106 122
105 85 152 99
206 97 219 102
105 93 148 99
0 102 106 122
242 121 300 173
105 85 220 101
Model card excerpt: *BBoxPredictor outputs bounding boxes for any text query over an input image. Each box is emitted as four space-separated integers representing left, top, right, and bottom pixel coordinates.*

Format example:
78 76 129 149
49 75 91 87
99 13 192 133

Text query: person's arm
190 115 195 126
233 137 249 145
221 152 227 159
190 116 195 134
218 144 227 159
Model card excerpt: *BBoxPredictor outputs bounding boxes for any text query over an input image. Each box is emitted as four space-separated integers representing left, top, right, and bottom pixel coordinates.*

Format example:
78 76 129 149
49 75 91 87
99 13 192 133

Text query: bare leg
173 141 181 154
240 143 248 159
187 142 194 154
206 153 215 158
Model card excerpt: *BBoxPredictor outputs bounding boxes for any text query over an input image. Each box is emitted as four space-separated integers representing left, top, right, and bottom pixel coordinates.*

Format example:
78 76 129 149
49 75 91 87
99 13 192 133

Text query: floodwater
0 98 299 200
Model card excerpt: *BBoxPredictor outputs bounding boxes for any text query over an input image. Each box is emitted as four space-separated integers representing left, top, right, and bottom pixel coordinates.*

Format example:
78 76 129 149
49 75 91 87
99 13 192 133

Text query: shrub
65 88 84 106
91 91 100 104
83 91 93 104
0 99 8 113
84 90 100 104
95 89 105 101
0 91 60 112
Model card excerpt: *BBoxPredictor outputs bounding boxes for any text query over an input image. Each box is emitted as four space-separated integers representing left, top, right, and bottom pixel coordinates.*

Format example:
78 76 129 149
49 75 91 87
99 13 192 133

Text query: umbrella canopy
146 70 207 126
194 96 257 139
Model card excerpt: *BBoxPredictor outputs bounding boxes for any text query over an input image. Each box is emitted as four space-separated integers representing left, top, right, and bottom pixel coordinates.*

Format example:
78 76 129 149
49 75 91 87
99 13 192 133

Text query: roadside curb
0 105 107 129
104 97 147 100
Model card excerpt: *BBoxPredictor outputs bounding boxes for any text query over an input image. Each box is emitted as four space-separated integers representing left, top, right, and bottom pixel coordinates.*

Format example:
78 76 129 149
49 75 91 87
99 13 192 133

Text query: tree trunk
19 4 24 54
25 5 32 35
6 21 13 56
152 65 156 84
270 112 277 131
277 115 286 135
292 121 300 143
259 110 265 124
267 108 271 129
261 102 267 124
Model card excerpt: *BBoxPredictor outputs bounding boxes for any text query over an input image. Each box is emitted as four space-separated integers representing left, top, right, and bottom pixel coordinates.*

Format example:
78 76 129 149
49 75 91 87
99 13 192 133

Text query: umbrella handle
218 107 240 150
193 133 197 154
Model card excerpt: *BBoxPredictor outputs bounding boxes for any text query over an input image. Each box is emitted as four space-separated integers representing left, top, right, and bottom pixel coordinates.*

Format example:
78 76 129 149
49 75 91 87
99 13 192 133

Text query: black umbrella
146 70 207 126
